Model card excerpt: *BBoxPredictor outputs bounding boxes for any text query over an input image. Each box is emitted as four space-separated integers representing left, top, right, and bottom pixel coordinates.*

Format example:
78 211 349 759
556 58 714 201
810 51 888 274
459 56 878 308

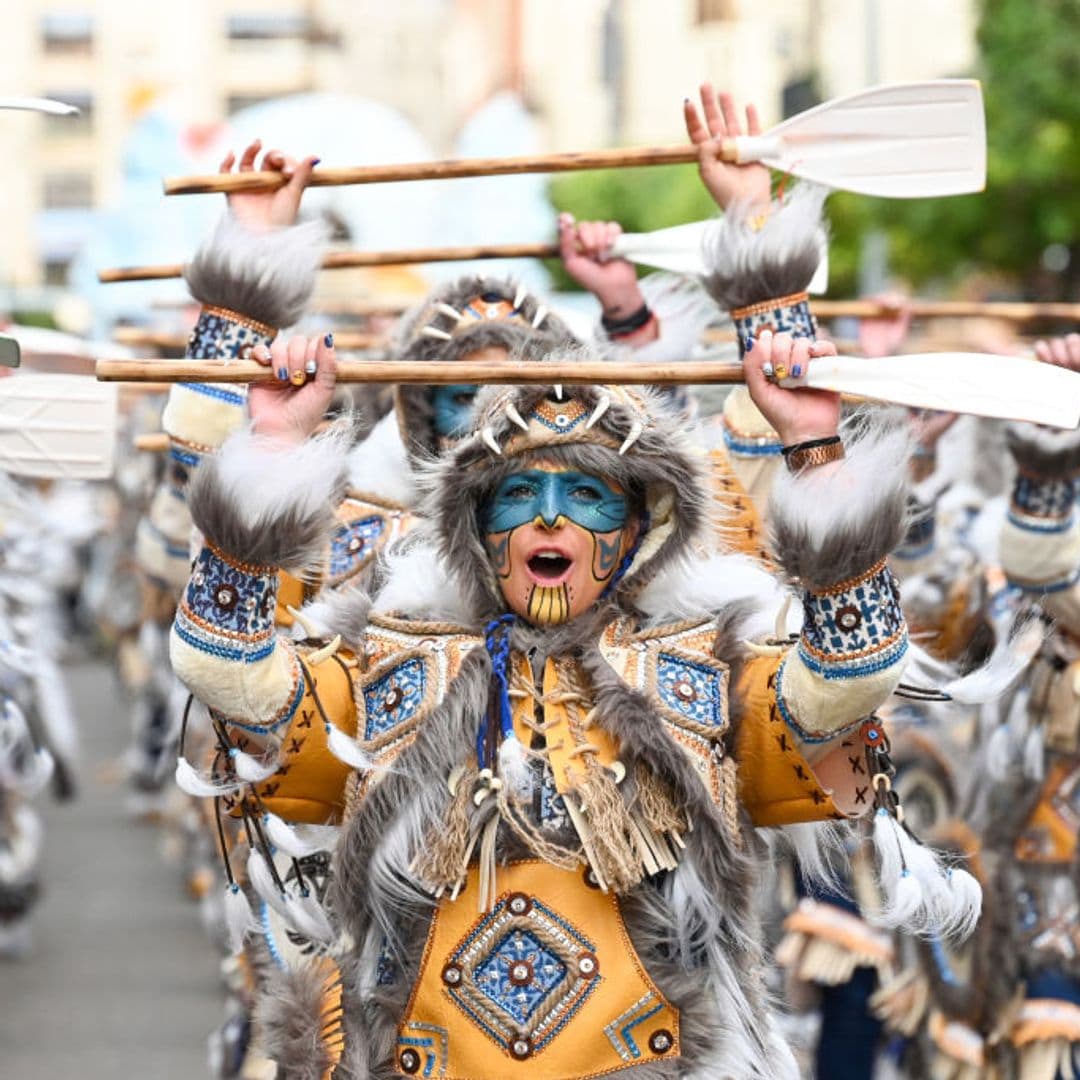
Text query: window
696 0 737 22
43 258 72 287
41 12 93 54
43 90 93 132
226 13 313 41
43 172 93 210
226 94 269 116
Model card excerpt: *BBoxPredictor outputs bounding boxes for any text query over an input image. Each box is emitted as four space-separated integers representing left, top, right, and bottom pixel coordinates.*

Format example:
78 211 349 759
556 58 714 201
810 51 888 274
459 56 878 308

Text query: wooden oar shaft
113 328 385 351
99 242 562 283
163 143 718 196
813 299 1080 321
96 358 747 386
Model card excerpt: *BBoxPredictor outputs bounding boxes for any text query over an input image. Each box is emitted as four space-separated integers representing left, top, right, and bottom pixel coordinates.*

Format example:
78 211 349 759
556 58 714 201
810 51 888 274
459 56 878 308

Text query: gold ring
289 370 307 387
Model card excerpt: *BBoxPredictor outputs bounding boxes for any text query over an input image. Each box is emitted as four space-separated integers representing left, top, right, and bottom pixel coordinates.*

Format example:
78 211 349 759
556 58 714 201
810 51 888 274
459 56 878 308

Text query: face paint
483 465 637 626
430 383 479 440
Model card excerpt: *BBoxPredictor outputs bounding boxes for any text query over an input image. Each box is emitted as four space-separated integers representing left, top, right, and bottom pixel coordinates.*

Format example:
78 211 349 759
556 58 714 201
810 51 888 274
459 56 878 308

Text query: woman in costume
163 93 990 1070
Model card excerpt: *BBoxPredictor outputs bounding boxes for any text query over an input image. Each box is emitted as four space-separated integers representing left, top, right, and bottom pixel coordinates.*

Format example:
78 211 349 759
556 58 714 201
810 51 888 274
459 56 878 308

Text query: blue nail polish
277 366 288 381
792 363 802 377
745 335 754 350
312 157 321 165
324 332 333 348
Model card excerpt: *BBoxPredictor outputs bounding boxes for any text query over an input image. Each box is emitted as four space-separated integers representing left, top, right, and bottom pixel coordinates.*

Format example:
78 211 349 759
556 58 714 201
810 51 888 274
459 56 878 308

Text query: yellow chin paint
527 584 570 624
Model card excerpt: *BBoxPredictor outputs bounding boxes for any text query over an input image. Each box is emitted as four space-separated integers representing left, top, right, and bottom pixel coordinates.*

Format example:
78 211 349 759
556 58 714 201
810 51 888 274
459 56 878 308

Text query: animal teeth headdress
391 275 580 461
423 367 709 619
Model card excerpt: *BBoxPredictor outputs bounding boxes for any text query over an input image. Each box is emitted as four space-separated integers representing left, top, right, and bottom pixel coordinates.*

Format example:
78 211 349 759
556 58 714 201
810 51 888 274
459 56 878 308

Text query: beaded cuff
174 544 279 663
731 291 816 358
797 559 907 682
722 421 783 458
1008 471 1078 535
188 304 276 360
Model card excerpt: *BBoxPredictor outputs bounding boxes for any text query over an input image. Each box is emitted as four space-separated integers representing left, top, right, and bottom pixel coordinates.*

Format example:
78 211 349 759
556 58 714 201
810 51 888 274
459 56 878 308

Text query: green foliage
829 0 1080 295
545 164 716 290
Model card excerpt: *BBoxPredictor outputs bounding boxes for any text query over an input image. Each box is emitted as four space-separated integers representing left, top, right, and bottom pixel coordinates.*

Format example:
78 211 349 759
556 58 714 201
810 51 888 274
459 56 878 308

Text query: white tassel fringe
223 883 257 954
262 811 337 859
174 756 242 798
326 723 373 770
231 747 280 783
498 734 533 800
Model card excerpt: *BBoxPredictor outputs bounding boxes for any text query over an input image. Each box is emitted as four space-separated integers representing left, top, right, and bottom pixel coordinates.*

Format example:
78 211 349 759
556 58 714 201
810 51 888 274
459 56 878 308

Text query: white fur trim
768 417 912 575
370 542 474 623
635 550 794 639
184 212 329 331
346 413 417 506
701 182 827 304
215 423 351 534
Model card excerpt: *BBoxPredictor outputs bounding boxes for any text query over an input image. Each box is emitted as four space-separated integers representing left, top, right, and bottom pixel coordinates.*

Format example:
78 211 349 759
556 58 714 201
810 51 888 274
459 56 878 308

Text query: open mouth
526 549 573 584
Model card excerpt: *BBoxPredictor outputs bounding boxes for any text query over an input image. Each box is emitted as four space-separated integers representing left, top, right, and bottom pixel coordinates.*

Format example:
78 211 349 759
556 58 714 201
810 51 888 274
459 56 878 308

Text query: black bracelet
780 434 842 457
601 302 653 338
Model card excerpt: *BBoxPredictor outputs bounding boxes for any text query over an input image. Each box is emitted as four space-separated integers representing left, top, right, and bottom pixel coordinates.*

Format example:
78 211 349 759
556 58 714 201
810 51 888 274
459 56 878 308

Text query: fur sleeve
701 183 827 312
187 424 350 574
184 212 329 330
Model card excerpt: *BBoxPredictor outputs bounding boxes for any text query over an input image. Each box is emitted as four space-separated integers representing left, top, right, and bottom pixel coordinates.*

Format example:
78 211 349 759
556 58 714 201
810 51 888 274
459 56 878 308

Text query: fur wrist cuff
184 213 329 331
769 418 910 590
702 183 827 312
1006 422 1080 479
187 424 351 573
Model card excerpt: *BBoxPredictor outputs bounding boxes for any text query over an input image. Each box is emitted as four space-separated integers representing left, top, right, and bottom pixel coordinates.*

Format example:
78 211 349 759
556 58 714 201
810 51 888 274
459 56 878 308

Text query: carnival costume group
5 82 1080 1080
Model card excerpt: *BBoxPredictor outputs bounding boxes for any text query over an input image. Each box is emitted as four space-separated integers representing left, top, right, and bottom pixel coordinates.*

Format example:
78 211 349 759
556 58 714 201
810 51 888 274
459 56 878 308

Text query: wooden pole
98 242 563 284
163 145 707 196
134 433 170 452
812 299 1080 321
96 358 748 386
113 328 386 351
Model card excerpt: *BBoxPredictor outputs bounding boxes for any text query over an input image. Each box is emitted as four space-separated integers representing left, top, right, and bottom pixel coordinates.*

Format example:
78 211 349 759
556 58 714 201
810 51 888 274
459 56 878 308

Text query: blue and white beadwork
187 307 274 360
175 547 277 662
656 653 727 730
733 296 816 357
798 562 907 680
722 425 783 458
361 657 427 741
444 894 600 1057
1008 474 1079 534
328 516 386 583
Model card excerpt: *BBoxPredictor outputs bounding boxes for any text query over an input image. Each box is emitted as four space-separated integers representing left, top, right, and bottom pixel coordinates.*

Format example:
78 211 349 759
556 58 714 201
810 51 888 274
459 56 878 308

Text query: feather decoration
175 756 243 798
223 882 258 954
325 722 373 770
230 746 280 783
263 811 337 859
497 734 533 800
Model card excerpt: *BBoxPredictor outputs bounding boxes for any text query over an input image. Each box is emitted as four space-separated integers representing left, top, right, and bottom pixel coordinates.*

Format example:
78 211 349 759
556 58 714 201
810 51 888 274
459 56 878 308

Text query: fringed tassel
565 760 643 894
224 882 257 953
325 722 373 771
175 756 243 798
247 848 335 945
411 764 477 896
263 812 337 860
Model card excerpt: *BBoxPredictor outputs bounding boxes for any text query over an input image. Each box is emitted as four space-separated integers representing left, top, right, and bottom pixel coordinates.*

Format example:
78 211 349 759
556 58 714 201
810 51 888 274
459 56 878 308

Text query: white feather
326 723 373 771
174 756 242 798
286 890 335 944
231 748 279 783
986 722 1015 781
246 848 288 917
1024 725 1046 781
498 734 532 800
944 867 983 941
223 883 257 954
345 413 417 506
263 811 337 859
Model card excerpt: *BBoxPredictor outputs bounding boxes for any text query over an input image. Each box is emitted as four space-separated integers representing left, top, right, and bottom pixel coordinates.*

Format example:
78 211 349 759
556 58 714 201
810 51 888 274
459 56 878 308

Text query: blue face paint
484 469 629 535
430 384 479 438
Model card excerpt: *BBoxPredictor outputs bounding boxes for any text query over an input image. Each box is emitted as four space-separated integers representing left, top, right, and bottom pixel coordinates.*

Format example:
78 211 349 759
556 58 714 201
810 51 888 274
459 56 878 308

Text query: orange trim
200 303 276 339
731 291 810 320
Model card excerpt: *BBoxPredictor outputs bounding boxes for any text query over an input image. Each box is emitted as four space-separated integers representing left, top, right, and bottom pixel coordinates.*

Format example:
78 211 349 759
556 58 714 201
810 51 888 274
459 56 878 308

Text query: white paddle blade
0 97 80 116
800 353 1080 429
736 80 986 198
612 223 829 293
0 373 118 479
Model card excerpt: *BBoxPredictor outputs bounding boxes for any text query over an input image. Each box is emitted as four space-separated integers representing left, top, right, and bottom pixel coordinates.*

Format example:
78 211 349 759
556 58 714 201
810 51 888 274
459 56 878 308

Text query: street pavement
0 662 222 1079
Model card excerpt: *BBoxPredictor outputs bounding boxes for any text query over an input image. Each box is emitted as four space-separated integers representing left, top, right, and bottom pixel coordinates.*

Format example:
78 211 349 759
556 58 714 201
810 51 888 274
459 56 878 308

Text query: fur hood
417 374 711 623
